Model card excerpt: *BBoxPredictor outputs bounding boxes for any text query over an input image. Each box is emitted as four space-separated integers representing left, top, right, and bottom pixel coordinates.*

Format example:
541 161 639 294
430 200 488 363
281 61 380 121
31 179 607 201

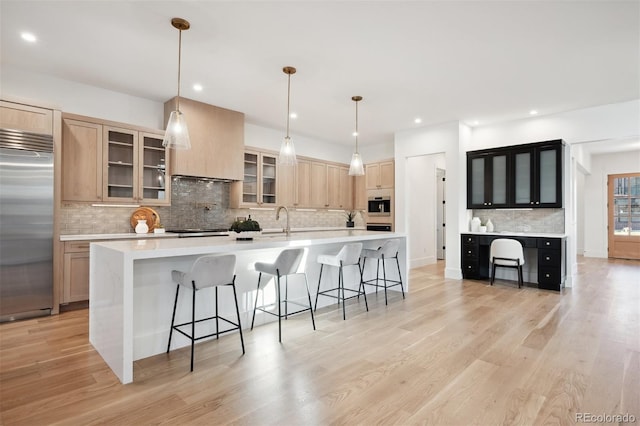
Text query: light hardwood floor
1 256 638 425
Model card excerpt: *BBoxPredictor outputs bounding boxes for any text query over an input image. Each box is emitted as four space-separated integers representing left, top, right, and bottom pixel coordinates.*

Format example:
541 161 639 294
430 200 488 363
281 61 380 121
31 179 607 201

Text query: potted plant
229 216 262 240
345 211 357 228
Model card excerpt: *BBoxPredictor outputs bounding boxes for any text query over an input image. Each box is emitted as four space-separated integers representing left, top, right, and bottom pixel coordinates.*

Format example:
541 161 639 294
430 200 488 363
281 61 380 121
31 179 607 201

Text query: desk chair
490 239 525 288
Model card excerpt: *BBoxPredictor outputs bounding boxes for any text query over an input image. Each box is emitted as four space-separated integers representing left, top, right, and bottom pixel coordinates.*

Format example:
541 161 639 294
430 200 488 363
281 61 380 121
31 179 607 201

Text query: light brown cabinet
165 97 244 180
294 160 311 207
327 165 353 209
61 115 169 205
0 100 53 135
62 241 90 303
365 160 394 189
310 162 328 208
277 163 296 207
354 175 367 211
62 119 103 202
231 150 278 207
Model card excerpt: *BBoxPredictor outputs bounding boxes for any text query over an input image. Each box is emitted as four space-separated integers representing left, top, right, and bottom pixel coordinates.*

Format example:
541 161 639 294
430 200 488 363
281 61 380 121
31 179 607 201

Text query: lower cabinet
460 234 566 290
62 241 90 303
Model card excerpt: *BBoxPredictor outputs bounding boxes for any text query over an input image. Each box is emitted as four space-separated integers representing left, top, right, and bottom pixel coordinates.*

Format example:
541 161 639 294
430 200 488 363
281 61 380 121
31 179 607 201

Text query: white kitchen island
89 230 407 384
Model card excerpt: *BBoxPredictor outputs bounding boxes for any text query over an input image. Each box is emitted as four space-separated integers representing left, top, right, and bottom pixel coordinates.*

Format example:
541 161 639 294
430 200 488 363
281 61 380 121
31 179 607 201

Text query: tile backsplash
470 208 565 234
59 177 363 235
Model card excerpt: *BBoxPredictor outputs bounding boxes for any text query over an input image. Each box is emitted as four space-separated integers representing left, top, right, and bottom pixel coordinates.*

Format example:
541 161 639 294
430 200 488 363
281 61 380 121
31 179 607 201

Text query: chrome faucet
276 206 291 236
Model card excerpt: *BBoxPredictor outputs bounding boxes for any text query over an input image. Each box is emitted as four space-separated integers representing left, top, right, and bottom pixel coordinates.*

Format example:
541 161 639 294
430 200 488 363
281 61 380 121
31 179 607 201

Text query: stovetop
166 228 230 237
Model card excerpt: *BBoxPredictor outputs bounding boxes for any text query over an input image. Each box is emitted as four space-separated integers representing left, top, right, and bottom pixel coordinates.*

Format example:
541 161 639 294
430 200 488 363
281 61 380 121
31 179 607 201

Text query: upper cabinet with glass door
467 140 563 209
467 152 510 209
230 149 278 208
103 126 170 205
511 141 562 208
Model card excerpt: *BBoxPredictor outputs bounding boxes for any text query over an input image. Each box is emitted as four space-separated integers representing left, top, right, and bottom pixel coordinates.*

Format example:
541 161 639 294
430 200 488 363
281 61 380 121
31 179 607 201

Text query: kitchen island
90 230 406 384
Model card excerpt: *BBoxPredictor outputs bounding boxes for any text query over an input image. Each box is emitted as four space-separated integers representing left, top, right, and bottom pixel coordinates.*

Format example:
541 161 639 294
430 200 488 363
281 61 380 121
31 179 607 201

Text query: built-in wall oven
368 196 391 216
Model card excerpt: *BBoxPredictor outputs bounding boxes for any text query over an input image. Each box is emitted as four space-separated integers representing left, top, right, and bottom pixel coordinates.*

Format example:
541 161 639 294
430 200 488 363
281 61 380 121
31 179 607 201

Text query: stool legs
167 284 180 353
362 253 405 305
230 281 245 354
190 282 196 372
253 270 315 342
315 262 368 320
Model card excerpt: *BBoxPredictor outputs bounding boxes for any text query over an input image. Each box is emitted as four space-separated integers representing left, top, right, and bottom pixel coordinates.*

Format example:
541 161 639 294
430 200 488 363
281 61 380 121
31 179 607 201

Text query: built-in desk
461 232 566 291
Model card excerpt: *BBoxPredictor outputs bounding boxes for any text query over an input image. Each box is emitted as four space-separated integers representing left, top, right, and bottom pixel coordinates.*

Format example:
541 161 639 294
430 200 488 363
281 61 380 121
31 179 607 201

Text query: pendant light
279 66 297 165
348 96 365 176
163 18 191 150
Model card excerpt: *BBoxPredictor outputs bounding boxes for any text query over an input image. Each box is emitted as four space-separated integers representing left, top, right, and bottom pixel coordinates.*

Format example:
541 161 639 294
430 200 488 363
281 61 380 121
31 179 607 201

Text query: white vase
471 217 481 232
135 219 149 234
486 219 494 232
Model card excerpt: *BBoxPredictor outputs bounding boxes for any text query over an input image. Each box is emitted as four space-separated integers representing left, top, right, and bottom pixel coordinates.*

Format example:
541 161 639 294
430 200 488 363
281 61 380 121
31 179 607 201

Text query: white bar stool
315 242 368 320
167 254 245 372
251 248 315 342
361 239 405 305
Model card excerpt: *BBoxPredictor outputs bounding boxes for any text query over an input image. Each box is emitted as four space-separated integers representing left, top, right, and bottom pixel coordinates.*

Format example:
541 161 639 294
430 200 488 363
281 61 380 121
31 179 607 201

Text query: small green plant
229 216 261 233
345 211 357 222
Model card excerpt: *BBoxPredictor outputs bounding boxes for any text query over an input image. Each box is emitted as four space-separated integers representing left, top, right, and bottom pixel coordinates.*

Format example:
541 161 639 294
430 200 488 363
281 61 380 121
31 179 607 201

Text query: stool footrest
172 315 240 341
317 287 365 300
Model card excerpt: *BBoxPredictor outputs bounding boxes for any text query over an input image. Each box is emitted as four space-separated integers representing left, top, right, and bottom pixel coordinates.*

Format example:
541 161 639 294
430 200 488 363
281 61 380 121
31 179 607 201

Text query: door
437 169 446 260
608 173 640 259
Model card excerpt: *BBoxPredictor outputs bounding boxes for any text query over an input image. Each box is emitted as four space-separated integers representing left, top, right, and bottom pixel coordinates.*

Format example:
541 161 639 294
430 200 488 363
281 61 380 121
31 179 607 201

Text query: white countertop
462 231 567 238
92 230 405 260
60 226 366 242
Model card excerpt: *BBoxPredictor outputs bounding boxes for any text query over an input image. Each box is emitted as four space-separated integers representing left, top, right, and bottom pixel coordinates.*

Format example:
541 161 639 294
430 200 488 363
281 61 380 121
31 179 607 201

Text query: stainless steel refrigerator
0 129 54 322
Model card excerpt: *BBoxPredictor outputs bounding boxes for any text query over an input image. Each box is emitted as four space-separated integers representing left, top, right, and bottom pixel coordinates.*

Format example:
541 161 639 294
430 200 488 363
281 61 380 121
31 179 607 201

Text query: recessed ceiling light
290 112 297 119
414 118 422 124
352 131 358 137
471 120 480 126
21 32 37 43
530 110 538 115
193 83 203 91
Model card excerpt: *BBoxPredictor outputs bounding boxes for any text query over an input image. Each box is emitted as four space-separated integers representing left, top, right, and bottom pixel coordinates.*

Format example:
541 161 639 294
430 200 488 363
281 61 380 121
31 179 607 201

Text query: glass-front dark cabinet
467 140 563 209
467 152 510 209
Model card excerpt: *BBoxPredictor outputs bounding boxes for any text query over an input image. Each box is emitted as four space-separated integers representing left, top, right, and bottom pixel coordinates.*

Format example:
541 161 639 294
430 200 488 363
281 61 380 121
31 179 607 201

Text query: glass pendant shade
163 110 191 150
279 136 297 166
348 151 364 176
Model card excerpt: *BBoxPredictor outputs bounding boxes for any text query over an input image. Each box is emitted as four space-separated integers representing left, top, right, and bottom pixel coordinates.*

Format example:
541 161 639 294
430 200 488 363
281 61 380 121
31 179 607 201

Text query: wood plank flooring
1 256 638 425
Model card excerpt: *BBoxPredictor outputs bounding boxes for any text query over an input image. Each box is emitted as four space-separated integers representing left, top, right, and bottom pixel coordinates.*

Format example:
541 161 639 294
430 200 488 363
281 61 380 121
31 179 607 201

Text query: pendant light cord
354 99 359 154
176 28 182 112
286 72 291 138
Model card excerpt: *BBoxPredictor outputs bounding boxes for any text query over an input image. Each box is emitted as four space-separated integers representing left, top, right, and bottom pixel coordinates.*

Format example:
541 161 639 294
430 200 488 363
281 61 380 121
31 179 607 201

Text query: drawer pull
546 242 550 246
468 250 472 254
545 256 550 261
545 273 550 278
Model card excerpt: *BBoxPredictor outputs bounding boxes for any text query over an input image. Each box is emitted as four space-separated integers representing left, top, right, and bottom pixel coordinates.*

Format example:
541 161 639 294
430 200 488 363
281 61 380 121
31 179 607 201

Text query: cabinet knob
546 256 550 261
536 201 540 205
530 202 534 205
468 250 471 254
545 273 550 278
546 242 550 246
483 202 487 206
488 202 492 205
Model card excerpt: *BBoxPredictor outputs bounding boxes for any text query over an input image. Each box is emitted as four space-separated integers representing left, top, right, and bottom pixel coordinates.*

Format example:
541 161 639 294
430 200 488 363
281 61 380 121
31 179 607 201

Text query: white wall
406 153 445 268
1 65 165 129
244 123 352 164
471 100 640 149
583 150 640 258
395 121 468 279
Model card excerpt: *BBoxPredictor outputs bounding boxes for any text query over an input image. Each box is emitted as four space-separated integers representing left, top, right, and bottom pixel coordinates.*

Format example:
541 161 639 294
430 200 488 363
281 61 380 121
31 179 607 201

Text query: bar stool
167 254 245 372
361 239 405 305
251 248 315 342
490 239 525 288
315 242 368 320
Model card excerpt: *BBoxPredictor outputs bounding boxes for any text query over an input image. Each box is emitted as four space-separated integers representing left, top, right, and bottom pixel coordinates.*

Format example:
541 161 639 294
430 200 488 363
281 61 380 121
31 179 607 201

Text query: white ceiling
1 1 638 146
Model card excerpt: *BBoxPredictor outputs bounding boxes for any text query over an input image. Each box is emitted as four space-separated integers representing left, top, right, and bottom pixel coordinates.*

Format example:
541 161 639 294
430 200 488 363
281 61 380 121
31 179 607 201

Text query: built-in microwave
368 196 391 216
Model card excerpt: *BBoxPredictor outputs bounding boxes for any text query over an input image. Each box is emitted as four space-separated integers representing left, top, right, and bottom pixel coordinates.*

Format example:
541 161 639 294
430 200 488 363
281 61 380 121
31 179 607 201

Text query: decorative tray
130 207 160 233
